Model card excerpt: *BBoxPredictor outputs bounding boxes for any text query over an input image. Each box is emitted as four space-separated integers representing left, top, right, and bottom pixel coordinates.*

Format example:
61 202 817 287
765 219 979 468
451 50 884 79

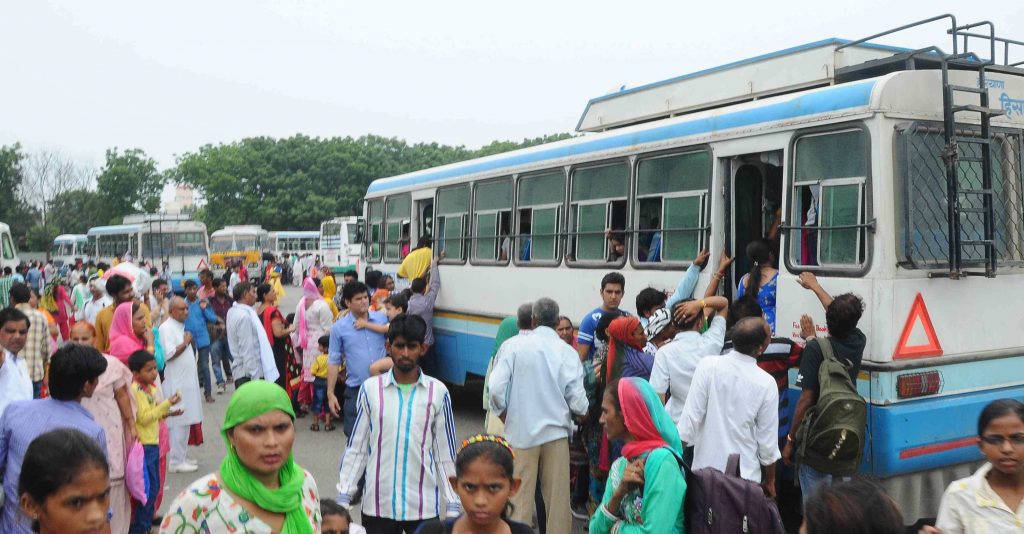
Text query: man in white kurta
160 297 204 473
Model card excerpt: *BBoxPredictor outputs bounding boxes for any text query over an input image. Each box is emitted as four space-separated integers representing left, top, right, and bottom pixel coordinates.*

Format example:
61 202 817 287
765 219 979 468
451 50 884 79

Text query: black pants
360 514 433 534
235 376 251 389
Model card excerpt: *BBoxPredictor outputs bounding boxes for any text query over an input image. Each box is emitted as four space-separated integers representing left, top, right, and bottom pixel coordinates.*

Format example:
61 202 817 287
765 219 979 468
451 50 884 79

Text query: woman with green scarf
590 377 687 534
160 381 321 533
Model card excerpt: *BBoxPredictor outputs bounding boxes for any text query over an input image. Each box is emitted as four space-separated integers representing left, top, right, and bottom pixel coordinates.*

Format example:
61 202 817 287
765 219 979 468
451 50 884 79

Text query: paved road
158 285 588 532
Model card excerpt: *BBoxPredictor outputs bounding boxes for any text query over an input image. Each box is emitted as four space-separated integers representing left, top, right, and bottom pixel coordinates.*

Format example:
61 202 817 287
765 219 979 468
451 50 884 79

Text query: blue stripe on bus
367 80 876 195
865 385 1024 478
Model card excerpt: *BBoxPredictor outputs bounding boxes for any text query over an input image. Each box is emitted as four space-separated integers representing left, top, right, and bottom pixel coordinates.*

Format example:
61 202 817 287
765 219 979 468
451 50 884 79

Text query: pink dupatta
108 302 144 364
295 277 321 351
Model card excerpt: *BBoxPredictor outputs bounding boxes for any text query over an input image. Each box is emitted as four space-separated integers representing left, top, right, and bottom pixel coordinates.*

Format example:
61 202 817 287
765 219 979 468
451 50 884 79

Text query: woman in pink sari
294 277 334 413
108 301 147 364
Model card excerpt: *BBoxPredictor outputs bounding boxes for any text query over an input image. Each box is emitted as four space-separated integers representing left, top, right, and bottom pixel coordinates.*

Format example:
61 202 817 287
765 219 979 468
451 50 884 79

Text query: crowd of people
0 240 1022 534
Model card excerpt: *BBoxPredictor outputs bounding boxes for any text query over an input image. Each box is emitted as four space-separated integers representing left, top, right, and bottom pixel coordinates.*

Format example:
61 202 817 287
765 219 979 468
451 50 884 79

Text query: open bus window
516 170 565 264
791 128 868 268
473 178 512 264
366 199 384 262
570 162 629 264
635 151 710 264
435 185 469 262
383 195 411 263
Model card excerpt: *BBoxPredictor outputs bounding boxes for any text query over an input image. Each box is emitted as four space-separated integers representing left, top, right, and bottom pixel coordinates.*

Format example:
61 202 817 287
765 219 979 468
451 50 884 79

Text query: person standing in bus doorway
397 236 433 281
782 272 866 506
326 281 388 438
183 280 221 403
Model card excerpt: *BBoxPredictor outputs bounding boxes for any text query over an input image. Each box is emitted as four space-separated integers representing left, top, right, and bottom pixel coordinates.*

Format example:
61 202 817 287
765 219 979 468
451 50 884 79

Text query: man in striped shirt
336 313 460 533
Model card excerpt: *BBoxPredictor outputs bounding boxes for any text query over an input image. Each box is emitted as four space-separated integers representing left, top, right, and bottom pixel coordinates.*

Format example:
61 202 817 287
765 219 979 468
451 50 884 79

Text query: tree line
0 133 572 251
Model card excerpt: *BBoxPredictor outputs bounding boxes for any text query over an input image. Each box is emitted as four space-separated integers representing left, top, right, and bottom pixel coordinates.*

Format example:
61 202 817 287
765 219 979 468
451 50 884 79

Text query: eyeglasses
980 434 1024 446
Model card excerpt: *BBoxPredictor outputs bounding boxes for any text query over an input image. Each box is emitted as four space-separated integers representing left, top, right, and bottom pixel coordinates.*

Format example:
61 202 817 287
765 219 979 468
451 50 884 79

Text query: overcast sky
2 0 1022 176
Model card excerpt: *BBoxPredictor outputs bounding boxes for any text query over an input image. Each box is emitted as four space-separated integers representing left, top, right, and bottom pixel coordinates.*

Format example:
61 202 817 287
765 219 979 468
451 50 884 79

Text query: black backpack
683 454 785 534
795 337 867 476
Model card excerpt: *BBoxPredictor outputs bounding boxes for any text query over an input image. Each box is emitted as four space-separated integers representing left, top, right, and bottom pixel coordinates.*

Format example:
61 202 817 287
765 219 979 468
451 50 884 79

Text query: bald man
159 296 203 473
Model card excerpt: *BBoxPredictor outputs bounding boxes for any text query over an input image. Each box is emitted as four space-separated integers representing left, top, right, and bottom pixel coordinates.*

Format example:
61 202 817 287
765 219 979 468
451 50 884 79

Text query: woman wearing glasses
921 399 1024 534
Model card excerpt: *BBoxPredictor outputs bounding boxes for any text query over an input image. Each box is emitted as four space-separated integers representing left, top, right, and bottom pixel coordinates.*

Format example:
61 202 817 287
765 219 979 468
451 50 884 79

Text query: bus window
367 199 384 262
635 151 710 264
791 128 869 268
436 185 469 262
473 178 513 264
569 162 629 264
384 195 411 262
516 170 565 264
174 232 207 256
2 233 14 260
348 222 362 245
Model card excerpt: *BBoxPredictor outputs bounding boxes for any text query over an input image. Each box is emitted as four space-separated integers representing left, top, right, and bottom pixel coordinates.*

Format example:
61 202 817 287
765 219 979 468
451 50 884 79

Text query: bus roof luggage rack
841 15 1024 279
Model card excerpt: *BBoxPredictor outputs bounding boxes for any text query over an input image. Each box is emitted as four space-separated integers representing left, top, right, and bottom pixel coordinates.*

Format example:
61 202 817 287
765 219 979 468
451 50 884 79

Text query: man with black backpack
782 272 867 507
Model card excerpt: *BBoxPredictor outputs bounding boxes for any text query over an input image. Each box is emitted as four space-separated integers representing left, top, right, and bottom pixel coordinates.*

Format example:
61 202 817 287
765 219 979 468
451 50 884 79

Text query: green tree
96 148 165 219
0 144 38 248
25 223 58 252
47 189 107 235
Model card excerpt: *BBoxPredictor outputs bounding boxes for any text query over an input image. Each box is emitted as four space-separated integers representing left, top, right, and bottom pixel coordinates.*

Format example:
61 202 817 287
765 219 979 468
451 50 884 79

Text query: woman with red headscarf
604 316 653 382
590 378 686 533
108 301 147 364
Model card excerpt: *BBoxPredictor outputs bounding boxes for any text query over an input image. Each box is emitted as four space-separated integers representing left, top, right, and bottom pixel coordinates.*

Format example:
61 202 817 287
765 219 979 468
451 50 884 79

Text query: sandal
324 422 336 432
310 422 320 432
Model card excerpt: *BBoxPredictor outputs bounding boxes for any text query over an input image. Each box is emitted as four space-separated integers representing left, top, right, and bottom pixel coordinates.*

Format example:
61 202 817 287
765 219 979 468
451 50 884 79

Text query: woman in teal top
590 377 687 534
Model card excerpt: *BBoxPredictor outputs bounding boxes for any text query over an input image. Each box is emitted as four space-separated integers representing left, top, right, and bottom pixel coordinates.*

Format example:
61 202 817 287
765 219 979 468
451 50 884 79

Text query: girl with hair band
590 378 686 534
737 239 779 333
161 380 321 533
414 435 533 534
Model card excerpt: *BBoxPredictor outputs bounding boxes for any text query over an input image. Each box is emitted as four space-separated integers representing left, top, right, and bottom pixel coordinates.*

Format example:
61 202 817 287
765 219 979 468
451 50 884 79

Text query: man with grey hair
482 301 535 434
489 297 588 533
159 296 204 474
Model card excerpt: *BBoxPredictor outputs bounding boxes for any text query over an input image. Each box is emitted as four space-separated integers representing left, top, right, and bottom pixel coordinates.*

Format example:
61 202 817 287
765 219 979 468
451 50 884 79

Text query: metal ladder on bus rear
941 21 1005 279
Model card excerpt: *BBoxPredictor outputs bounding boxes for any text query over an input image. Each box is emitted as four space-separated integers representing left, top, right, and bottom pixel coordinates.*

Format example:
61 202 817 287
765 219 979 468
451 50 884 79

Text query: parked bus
210 225 268 278
87 214 210 291
320 216 363 275
0 222 19 271
361 17 1024 521
50 234 88 268
268 231 321 261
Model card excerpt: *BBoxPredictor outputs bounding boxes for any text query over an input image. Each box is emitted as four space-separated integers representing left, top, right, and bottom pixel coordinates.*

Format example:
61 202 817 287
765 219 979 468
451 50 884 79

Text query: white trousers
168 425 190 465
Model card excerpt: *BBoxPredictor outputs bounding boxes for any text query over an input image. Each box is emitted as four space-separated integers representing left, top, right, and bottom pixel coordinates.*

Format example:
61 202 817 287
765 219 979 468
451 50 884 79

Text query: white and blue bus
87 214 210 291
0 222 19 272
320 216 364 275
361 17 1024 520
50 234 88 269
268 230 321 261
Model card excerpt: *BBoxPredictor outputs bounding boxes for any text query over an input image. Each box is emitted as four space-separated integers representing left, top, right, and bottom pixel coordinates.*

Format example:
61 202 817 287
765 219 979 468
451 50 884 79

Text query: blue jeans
799 463 850 509
32 381 42 399
312 378 328 417
129 445 160 534
343 385 360 438
211 336 232 378
196 346 221 396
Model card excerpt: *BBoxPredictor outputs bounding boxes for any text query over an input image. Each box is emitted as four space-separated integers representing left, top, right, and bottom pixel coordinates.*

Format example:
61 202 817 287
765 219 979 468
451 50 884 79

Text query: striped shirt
14 304 49 383
337 370 461 521
0 276 13 309
0 398 107 533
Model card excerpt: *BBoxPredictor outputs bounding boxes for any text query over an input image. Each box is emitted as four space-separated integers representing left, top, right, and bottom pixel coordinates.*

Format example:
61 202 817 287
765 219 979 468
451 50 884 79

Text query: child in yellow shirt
129 350 181 533
310 335 333 432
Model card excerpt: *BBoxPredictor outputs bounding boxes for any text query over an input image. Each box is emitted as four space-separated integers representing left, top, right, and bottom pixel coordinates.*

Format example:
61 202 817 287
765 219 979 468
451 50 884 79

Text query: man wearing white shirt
160 297 203 473
81 277 112 325
0 309 33 419
649 296 729 422
489 297 588 533
677 317 780 497
226 281 277 387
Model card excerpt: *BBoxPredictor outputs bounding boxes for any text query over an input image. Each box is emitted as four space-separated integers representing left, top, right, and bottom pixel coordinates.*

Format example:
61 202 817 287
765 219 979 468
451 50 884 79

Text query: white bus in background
268 231 321 261
210 225 268 279
87 214 210 291
50 234 88 268
319 216 363 275
0 223 19 271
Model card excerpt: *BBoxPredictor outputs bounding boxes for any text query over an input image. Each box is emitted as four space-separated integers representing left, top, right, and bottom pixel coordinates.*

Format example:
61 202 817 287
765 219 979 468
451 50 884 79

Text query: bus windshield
322 223 342 249
235 236 258 250
211 236 234 252
173 232 207 256
348 223 363 244
51 242 73 256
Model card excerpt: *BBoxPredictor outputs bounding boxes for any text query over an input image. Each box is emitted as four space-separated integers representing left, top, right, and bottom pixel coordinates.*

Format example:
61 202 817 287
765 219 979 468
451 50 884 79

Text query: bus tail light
896 371 942 399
